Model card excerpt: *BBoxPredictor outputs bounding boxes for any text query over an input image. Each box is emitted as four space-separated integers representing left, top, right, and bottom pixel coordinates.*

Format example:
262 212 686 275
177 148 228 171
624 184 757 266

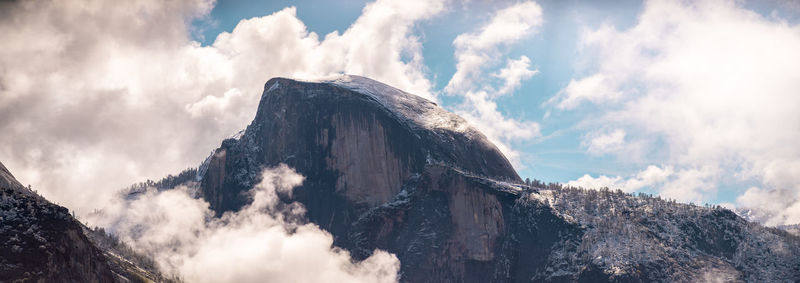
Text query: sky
1 0 800 228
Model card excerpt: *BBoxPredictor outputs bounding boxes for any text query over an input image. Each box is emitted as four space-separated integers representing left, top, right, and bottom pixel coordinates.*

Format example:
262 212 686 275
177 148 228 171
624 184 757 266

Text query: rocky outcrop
0 161 116 282
0 161 168 283
196 75 800 282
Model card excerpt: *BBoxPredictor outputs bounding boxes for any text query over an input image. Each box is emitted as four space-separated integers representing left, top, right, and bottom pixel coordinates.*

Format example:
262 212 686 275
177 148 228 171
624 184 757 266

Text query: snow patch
263 81 280 100
195 151 214 182
228 129 245 141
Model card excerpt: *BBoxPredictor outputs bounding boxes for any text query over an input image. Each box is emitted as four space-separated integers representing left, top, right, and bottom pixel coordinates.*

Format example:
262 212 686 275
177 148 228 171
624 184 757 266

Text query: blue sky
2 0 799 225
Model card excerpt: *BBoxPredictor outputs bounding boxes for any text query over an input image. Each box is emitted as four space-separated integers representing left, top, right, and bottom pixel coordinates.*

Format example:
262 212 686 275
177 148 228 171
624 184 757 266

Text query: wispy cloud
445 1 543 94
445 1 544 167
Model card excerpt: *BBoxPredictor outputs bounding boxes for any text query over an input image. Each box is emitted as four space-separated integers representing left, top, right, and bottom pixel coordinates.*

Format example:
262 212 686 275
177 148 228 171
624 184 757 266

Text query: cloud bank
0 0 443 214
88 165 399 283
556 0 800 224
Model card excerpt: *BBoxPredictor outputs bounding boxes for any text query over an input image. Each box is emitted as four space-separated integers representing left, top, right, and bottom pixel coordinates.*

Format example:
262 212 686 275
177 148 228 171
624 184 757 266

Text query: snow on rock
0 161 119 282
308 75 473 136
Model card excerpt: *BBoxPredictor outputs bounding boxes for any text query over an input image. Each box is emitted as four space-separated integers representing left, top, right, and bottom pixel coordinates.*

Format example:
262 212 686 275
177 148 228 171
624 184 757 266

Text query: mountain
0 161 167 282
9 75 797 282
186 75 799 282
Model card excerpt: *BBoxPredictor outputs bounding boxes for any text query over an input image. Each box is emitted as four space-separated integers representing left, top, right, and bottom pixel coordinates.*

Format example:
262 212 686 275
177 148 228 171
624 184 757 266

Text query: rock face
197 75 800 282
200 76 518 212
198 76 521 281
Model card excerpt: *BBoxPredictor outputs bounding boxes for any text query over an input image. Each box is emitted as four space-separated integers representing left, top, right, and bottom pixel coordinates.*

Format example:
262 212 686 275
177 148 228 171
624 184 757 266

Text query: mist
87 165 399 283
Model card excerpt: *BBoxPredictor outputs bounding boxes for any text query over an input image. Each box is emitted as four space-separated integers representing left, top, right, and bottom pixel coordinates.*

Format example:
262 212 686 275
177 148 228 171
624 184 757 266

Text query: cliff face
199 75 519 213
0 162 116 282
199 76 522 281
197 76 800 282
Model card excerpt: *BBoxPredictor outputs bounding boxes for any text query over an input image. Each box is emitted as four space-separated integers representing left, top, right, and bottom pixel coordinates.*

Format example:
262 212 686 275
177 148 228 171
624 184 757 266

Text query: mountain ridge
0 161 117 282
0 161 170 282
189 76 800 282
7 75 799 282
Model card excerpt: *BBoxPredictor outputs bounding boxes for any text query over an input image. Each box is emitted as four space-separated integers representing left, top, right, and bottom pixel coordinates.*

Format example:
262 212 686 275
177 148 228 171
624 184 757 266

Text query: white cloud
551 74 622 110
657 166 716 203
0 0 443 215
185 88 248 119
583 129 626 156
570 165 720 204
566 164 716 203
566 174 622 191
445 1 544 167
493 56 539 96
737 186 800 226
554 0 800 223
624 165 674 192
317 0 444 99
455 90 541 164
88 165 400 283
566 165 673 194
445 1 543 94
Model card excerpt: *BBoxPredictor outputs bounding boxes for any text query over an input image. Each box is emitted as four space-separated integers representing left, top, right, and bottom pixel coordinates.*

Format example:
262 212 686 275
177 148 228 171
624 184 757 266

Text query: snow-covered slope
0 161 116 281
314 75 472 134
0 161 168 282
520 185 800 281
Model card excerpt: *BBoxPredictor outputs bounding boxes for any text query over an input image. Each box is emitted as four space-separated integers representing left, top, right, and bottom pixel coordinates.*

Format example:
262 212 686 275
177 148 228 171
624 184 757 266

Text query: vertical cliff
198 75 522 282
